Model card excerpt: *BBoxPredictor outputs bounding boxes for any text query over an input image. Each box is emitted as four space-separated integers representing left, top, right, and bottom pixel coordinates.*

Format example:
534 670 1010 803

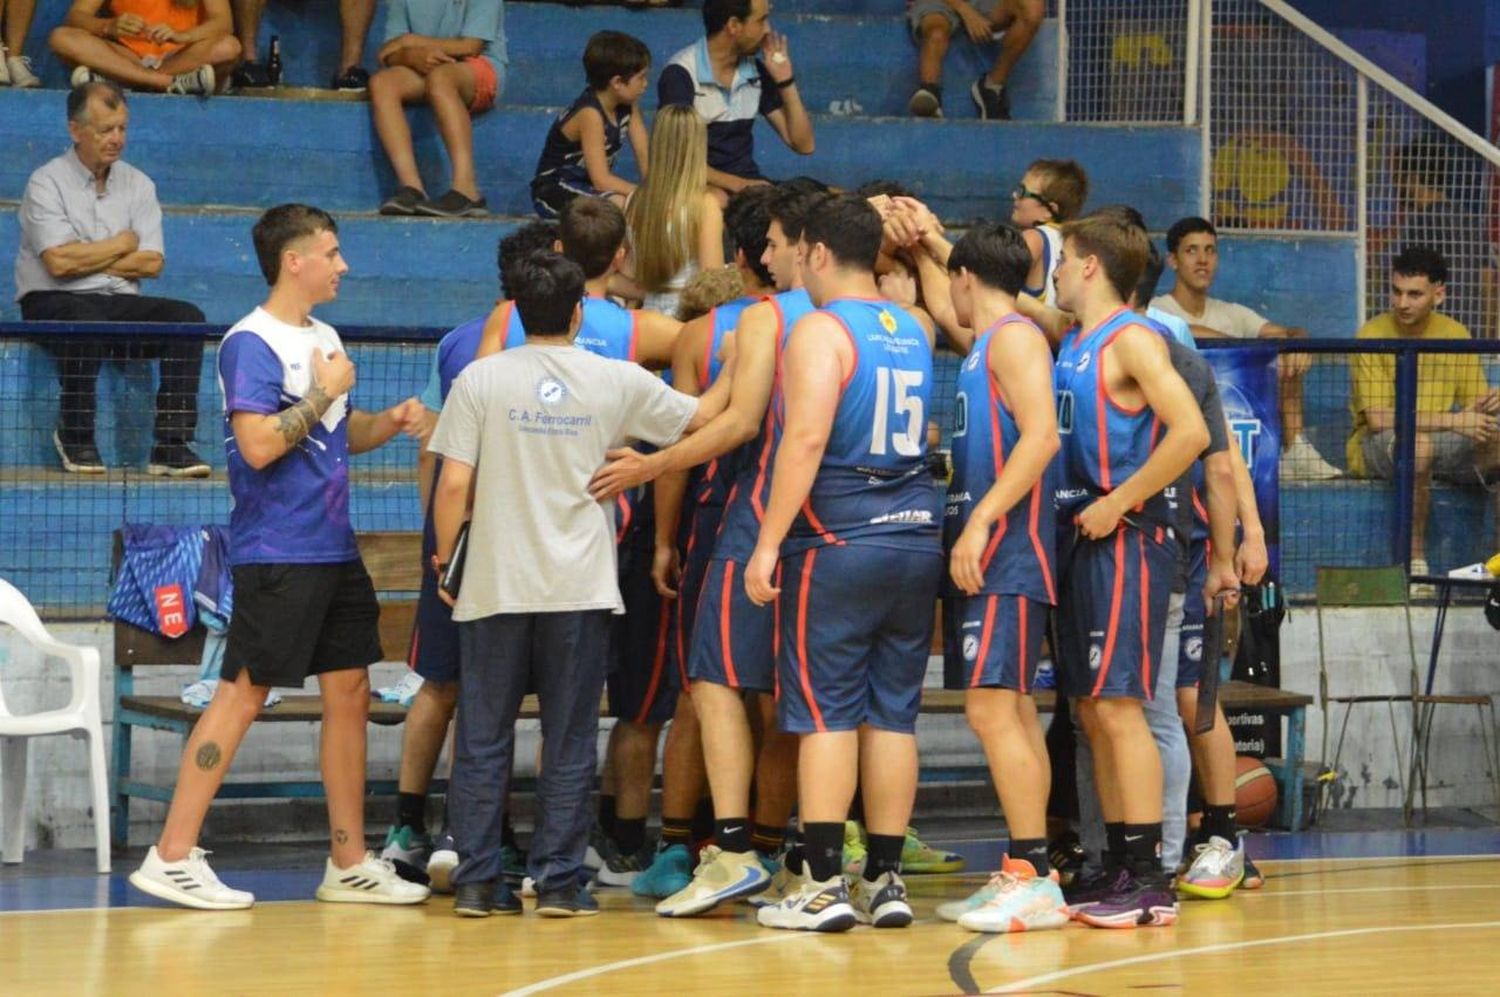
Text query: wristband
775 75 796 89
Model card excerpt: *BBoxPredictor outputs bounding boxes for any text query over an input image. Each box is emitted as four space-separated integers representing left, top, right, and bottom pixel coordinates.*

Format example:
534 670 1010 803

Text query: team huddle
127 180 1269 935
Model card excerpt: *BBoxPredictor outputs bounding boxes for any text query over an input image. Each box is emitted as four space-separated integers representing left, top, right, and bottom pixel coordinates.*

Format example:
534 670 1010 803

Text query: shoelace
186 847 227 888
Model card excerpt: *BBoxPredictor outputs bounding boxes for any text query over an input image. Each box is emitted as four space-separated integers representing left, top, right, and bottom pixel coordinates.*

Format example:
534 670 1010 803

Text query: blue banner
1205 344 1282 574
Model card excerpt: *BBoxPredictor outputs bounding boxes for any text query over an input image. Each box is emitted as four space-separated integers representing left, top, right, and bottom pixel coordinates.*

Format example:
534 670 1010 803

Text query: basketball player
129 204 431 910
634 187 778 899
1049 211 1208 929
744 194 942 932
590 186 826 916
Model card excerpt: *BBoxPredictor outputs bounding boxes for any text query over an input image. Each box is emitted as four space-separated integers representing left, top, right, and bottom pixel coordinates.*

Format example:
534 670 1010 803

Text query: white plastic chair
0 577 110 873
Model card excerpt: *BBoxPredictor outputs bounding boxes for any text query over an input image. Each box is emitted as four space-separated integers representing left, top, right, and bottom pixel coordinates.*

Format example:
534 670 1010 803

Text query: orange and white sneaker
956 856 1070 934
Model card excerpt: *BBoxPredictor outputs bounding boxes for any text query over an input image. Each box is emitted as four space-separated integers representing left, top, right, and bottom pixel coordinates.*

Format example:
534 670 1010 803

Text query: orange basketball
1235 756 1278 828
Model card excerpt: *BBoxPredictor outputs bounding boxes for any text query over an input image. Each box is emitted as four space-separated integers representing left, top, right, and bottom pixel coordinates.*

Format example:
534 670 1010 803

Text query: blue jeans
1075 591 1191 873
449 610 609 891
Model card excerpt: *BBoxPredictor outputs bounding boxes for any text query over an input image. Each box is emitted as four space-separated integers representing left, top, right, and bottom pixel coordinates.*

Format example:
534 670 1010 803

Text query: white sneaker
426 834 459 894
655 845 771 917
755 874 857 932
6 54 40 88
520 875 536 898
167 64 214 96
129 846 255 910
315 852 431 905
849 870 913 928
746 859 805 908
70 65 99 88
1279 434 1341 481
1176 835 1245 900
373 670 424 706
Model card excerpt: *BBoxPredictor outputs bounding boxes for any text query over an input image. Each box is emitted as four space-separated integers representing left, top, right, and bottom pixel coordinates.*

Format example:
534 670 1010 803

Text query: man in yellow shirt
1348 246 1500 572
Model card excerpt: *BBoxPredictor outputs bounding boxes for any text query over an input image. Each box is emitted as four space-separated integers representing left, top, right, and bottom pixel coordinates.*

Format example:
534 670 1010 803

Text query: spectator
1011 158 1087 307
230 0 374 90
50 0 238 96
0 0 41 87
907 0 1042 121
427 250 727 918
371 0 506 219
15 81 209 477
624 105 725 316
658 0 813 204
1348 246 1500 574
531 30 651 219
1151 216 1341 481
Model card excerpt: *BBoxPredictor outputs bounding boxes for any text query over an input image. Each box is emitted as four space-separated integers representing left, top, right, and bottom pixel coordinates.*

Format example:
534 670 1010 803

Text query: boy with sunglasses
1009 159 1089 308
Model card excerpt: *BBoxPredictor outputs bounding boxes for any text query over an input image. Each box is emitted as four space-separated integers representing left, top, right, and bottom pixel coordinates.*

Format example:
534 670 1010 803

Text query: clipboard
1193 592 1229 735
440 521 470 600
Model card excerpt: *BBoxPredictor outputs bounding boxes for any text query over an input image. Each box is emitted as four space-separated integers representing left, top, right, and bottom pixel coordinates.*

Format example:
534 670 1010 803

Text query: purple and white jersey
217 306 357 566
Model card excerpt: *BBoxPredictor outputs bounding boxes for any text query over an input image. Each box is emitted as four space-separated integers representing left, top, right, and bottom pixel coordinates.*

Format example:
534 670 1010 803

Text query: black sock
715 817 751 854
1105 822 1126 869
614 817 646 856
751 822 786 858
397 792 426 835
1202 804 1237 842
660 816 692 849
597 795 617 839
804 822 843 882
864 833 903 881
1009 837 1051 875
847 787 864 823
782 843 806 875
691 796 715 843
1123 822 1163 876
500 814 519 852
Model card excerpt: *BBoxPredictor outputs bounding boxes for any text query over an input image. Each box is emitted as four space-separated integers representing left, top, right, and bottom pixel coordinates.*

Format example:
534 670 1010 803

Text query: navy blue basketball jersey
782 298 942 554
712 288 814 561
438 301 526 402
576 296 638 362
1054 307 1171 530
945 316 1057 604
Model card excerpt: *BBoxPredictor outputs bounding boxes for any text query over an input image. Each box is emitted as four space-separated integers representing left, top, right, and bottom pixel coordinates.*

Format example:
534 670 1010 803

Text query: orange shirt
114 0 204 63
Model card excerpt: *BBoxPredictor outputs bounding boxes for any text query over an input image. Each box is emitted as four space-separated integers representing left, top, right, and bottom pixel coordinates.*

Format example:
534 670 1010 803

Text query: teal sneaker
631 843 693 899
379 824 430 866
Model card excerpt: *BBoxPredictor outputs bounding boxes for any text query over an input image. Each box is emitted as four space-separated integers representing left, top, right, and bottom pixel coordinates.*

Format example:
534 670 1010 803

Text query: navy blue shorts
942 593 1050 692
1175 540 1209 688
777 544 943 734
409 568 461 683
608 541 678 725
1055 524 1177 700
686 556 776 692
668 501 725 691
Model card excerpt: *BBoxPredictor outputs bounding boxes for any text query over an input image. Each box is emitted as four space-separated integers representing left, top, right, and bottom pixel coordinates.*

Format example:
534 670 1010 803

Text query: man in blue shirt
128 204 429 912
658 0 814 203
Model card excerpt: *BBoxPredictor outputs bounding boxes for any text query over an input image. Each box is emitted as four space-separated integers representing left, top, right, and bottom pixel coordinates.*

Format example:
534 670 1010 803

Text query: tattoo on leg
334 829 349 845
195 742 223 771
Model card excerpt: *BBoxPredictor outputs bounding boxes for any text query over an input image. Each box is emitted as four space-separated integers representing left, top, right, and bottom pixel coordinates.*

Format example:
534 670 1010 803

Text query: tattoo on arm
273 385 336 449
195 742 223 771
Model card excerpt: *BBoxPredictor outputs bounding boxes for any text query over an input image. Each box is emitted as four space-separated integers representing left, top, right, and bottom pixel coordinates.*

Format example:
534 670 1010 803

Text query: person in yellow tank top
49 0 239 95
1348 246 1500 572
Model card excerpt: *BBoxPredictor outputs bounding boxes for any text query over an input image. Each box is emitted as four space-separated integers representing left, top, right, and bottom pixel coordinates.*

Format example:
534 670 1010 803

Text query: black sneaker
1062 864 1129 913
908 83 943 118
593 835 650 888
231 60 272 89
332 65 369 92
971 77 1011 120
54 431 105 474
535 886 600 917
454 880 496 918
1048 831 1088 887
148 444 211 478
415 189 489 219
379 186 426 216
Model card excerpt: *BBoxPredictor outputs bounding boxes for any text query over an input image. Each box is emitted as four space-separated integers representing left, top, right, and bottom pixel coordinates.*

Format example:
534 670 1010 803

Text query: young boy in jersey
1049 211 1208 929
531 31 651 218
129 204 430 910
633 187 780 899
912 222 1069 933
744 194 942 932
380 220 558 889
589 186 826 917
1012 159 1088 309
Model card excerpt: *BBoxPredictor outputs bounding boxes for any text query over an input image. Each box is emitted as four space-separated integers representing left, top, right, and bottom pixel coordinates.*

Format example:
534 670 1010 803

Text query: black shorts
222 560 384 688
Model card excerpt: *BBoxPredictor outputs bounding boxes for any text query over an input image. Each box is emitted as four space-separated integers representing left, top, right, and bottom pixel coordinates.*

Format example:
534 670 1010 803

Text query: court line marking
495 931 816 996
983 921 1500 993
1240 884 1495 898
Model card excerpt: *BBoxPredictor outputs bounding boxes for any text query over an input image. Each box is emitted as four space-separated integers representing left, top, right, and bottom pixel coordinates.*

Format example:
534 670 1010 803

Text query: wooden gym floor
4 827 1499 995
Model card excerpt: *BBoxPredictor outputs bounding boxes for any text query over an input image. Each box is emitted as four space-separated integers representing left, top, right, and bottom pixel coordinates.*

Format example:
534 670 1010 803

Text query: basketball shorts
1055 523 1178 700
222 560 383 688
908 0 1002 40
1175 540 1209 689
608 540 678 725
667 501 726 690
686 556 776 692
777 544 943 734
942 592 1050 692
408 570 461 683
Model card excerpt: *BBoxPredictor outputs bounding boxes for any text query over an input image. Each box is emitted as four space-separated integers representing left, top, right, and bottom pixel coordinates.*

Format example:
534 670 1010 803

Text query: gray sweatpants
449 610 610 892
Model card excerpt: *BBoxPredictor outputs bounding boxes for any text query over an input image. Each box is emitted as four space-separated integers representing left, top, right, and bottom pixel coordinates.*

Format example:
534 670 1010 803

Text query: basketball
1235 756 1279 828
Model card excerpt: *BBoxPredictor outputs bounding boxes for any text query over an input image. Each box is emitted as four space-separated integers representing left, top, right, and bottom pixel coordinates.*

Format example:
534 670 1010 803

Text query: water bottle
267 36 283 86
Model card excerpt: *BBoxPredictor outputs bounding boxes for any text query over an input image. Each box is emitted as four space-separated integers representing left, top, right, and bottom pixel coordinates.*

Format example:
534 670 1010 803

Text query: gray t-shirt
428 342 697 620
1166 340 1229 590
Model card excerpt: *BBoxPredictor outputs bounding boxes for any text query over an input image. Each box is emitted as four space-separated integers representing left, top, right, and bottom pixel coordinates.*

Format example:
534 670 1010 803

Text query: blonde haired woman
625 105 724 316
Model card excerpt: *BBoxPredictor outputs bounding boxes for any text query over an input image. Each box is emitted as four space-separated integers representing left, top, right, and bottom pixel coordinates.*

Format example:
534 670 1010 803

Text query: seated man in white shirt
1150 216 1341 481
